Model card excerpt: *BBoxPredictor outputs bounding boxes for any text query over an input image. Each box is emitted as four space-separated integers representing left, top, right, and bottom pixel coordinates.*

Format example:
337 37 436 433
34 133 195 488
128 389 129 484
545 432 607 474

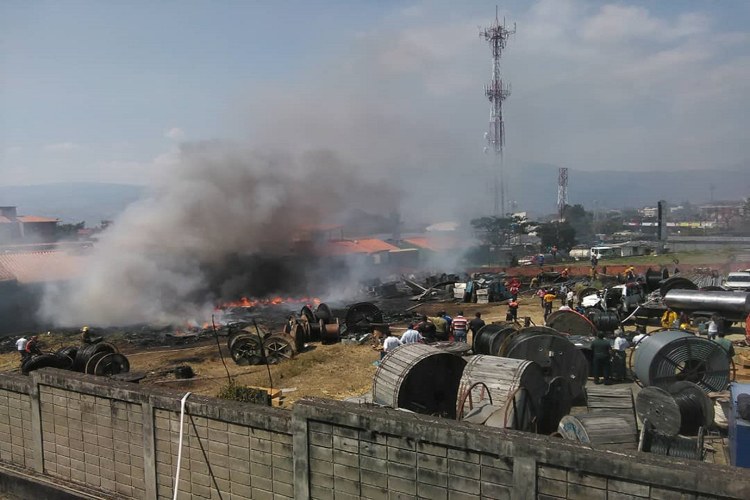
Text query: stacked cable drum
472 322 518 355
632 330 731 393
500 327 588 403
456 355 547 432
636 382 714 436
372 344 467 418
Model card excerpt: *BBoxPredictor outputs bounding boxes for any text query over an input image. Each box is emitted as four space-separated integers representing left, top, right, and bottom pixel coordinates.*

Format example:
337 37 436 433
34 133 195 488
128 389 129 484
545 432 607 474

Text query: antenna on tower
558 167 568 220
480 7 515 216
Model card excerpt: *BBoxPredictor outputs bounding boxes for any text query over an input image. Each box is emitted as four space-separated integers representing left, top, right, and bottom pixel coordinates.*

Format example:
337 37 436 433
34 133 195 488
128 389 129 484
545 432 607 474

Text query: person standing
25 336 41 357
537 287 546 308
713 331 735 358
468 312 485 345
507 300 519 321
431 313 449 341
566 289 574 307
15 336 28 362
707 315 720 340
559 285 568 306
612 330 630 381
591 333 612 385
661 308 678 329
632 328 649 349
543 291 556 320
509 283 520 301
400 324 422 344
451 311 468 343
416 315 437 343
381 331 402 359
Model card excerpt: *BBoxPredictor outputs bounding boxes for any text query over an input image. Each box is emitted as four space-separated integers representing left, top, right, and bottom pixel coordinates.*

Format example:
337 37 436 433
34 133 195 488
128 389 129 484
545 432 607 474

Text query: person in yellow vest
661 308 678 329
543 291 556 320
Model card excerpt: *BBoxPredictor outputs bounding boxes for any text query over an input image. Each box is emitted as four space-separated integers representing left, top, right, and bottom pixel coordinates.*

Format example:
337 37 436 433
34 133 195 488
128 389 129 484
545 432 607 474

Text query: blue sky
2 0 750 187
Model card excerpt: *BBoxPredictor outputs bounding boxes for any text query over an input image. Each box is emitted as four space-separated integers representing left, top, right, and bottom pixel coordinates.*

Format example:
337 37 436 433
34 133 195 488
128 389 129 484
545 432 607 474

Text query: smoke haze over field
3 1 749 324
40 145 399 326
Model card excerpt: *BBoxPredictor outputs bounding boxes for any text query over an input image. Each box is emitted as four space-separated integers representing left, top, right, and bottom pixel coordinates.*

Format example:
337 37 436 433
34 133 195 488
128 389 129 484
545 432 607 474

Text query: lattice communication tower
481 8 515 216
558 167 568 219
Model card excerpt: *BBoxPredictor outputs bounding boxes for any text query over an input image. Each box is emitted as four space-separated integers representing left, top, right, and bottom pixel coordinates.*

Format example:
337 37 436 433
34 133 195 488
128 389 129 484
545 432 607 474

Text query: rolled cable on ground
172 392 192 500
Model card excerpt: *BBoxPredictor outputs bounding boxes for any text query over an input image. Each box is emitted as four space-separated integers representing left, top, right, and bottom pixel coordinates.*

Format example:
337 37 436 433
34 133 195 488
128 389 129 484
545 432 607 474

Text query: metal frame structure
558 167 568 219
481 7 515 216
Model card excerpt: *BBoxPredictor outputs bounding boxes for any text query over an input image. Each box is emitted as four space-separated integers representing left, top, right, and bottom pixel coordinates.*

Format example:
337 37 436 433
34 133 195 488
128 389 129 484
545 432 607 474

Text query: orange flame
217 296 322 310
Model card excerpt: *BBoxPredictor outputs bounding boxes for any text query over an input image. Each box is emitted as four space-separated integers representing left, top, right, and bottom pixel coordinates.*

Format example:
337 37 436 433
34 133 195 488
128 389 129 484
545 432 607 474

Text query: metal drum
473 322 518 355
500 327 588 402
632 330 731 392
372 344 467 418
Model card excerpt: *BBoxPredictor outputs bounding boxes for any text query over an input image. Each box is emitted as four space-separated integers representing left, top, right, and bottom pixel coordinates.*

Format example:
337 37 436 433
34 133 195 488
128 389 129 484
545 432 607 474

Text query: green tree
471 215 529 246
56 221 85 240
536 221 577 251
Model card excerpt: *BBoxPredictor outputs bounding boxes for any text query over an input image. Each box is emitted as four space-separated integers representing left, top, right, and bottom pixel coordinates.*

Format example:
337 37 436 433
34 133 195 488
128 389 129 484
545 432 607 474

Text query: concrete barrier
0 368 747 499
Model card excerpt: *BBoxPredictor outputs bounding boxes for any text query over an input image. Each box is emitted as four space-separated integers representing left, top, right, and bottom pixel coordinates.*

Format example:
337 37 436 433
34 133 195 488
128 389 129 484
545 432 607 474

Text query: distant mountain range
1 166 747 227
0 183 146 225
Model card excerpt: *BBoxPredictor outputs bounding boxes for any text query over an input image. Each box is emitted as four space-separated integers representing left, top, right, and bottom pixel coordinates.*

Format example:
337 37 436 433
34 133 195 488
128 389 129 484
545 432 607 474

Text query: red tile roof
17 216 59 223
0 251 84 283
323 238 400 255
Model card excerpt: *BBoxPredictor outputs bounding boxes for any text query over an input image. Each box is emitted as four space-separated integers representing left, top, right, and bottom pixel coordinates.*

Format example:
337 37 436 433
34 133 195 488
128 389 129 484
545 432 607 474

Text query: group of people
376 311 487 358
15 335 41 362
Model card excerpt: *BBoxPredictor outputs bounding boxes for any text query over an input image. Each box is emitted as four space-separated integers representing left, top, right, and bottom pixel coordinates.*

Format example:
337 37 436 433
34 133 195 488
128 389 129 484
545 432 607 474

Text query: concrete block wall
0 368 749 499
0 377 34 470
293 398 750 500
39 386 145 497
152 408 293 499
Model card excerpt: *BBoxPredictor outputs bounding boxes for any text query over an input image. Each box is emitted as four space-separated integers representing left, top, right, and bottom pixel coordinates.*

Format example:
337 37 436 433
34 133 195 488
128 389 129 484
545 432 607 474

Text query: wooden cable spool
545 309 597 336
456 355 546 432
635 382 714 436
372 344 467 418
558 413 639 447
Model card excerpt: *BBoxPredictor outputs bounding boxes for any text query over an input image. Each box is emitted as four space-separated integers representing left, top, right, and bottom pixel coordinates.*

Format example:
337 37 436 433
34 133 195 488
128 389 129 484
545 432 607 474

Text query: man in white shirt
15 336 28 361
566 290 574 307
613 330 630 351
632 330 648 349
400 324 422 344
381 331 402 359
612 330 630 381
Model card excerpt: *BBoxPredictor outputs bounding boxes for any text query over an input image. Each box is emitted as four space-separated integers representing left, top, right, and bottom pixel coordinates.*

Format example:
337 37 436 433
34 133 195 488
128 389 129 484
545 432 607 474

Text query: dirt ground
1 287 747 409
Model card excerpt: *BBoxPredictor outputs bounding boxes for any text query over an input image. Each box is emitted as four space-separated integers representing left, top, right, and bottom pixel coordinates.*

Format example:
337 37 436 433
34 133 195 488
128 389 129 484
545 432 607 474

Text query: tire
22 354 71 375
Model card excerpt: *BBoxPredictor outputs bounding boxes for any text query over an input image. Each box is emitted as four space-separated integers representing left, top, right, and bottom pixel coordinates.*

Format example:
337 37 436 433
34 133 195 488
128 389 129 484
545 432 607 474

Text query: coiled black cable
673 385 706 435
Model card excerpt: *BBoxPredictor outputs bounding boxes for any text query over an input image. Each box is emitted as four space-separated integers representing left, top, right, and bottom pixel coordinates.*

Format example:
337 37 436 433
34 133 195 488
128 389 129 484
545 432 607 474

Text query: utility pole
481 7 515 217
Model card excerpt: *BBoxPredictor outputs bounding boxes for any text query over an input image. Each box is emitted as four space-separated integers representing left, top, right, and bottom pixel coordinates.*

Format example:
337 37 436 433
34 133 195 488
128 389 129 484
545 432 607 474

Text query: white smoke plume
40 143 398 326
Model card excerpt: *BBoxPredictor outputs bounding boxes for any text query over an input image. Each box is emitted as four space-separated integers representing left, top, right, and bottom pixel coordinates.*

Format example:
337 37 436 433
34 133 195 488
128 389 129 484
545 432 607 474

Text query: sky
2 1 750 192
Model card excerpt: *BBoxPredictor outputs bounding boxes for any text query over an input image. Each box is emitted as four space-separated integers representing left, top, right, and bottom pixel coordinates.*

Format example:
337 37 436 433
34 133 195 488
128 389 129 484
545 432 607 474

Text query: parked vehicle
723 272 750 291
